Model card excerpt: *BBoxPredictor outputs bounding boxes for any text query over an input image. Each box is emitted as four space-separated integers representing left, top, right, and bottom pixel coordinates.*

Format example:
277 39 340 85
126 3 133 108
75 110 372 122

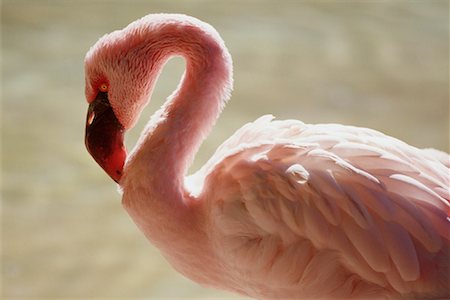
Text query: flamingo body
84 14 450 299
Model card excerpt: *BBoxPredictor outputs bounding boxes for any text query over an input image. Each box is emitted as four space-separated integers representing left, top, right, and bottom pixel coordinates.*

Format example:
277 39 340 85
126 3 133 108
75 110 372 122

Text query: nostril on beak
87 111 95 126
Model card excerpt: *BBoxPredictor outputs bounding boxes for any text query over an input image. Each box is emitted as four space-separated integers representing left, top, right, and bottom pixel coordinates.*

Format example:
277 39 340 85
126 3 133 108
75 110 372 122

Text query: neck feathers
123 14 233 197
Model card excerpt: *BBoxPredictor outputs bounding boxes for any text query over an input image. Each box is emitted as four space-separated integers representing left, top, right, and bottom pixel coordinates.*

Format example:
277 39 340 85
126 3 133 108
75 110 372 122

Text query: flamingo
84 14 450 299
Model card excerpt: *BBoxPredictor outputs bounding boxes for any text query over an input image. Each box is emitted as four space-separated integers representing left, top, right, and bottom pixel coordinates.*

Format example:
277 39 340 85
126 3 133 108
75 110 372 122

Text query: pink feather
84 14 450 299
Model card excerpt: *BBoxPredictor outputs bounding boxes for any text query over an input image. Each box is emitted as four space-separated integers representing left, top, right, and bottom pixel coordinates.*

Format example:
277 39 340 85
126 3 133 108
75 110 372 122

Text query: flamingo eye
99 83 108 92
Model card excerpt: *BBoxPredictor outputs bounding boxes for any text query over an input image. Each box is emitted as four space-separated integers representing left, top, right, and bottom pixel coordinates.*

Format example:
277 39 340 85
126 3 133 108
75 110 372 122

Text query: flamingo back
192 115 449 299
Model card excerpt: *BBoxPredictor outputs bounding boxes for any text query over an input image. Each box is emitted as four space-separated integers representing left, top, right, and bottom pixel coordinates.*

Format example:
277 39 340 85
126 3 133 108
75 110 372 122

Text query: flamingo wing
200 116 449 298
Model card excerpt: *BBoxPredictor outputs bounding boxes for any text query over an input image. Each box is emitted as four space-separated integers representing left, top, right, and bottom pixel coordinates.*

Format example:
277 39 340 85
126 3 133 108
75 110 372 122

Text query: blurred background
2 0 448 298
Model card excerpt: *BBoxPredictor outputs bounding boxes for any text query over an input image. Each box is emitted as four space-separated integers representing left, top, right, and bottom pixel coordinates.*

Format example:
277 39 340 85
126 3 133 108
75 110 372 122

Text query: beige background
2 0 449 298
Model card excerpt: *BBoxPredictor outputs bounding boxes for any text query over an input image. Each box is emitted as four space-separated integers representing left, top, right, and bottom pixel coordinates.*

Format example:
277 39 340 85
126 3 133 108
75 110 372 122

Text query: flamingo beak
85 92 127 183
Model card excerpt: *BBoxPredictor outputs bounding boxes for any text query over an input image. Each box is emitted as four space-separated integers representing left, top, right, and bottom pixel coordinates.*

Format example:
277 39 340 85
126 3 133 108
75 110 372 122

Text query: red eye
99 83 108 92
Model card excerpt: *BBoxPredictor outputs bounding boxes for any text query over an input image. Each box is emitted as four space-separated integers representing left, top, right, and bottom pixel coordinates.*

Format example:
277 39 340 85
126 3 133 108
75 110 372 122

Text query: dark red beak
85 92 127 183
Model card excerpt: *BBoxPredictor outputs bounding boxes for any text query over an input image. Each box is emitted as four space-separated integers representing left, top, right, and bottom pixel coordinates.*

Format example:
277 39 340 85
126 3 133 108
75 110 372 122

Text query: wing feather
341 214 391 273
382 221 420 281
203 117 449 297
307 171 342 226
389 192 442 252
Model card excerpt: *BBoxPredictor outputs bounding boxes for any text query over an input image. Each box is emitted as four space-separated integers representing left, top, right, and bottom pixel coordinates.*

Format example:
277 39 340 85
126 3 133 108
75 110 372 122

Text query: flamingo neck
154 49 232 195
123 18 232 210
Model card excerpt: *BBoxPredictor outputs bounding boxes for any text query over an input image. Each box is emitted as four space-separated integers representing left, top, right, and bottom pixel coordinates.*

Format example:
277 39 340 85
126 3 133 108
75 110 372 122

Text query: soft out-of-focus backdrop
2 0 448 298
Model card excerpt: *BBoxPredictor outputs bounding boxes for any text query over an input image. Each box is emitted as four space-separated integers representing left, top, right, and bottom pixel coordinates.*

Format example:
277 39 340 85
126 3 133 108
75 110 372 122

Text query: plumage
84 14 450 299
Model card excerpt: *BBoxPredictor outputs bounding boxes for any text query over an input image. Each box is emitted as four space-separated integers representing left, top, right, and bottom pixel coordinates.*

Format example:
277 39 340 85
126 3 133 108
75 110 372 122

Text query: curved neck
124 20 233 205
119 16 232 283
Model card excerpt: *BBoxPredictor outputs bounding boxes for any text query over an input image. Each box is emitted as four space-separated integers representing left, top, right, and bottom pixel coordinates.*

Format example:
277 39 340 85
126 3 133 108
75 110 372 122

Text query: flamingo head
84 18 157 183
83 14 230 183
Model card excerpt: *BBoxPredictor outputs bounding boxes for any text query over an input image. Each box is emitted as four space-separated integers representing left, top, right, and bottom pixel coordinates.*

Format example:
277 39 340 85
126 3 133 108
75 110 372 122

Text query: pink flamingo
84 14 449 299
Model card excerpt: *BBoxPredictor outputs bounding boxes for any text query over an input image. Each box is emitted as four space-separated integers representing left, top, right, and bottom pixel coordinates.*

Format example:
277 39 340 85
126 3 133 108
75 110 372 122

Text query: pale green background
2 0 449 298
